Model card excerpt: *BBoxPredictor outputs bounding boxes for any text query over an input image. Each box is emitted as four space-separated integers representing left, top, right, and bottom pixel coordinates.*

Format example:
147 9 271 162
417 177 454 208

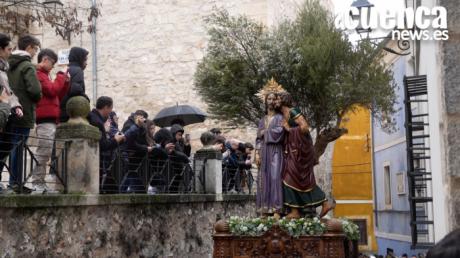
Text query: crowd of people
0 33 256 195
90 100 196 194
205 128 255 193
0 34 74 194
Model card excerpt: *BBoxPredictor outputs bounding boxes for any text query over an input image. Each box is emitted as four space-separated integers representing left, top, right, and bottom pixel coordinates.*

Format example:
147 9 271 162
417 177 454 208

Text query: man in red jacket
32 49 69 194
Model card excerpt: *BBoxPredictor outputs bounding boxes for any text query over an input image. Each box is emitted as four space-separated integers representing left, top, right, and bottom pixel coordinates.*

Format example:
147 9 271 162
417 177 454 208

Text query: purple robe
256 113 284 213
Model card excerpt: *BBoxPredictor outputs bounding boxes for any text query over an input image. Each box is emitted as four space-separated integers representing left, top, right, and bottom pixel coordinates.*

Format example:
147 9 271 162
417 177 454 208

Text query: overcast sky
332 0 406 42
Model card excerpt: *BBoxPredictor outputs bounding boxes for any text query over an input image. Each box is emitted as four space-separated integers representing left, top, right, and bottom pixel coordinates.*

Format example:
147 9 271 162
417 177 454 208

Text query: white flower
263 226 268 231
242 226 248 232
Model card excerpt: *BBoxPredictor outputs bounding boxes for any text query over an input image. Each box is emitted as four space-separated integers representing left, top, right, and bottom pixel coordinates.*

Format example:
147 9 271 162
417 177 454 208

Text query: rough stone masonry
0 194 255 258
440 0 460 230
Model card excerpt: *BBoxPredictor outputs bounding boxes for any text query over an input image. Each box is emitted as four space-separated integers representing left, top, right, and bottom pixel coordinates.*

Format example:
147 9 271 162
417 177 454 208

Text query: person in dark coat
60 47 89 122
153 128 190 193
118 110 152 193
88 97 124 152
168 123 191 175
170 123 191 157
121 110 150 154
121 109 148 133
87 96 124 188
120 110 150 180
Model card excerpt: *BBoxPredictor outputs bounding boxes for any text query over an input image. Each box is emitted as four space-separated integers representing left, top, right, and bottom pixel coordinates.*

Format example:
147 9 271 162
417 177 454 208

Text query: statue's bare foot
273 212 281 220
319 198 336 218
286 208 301 220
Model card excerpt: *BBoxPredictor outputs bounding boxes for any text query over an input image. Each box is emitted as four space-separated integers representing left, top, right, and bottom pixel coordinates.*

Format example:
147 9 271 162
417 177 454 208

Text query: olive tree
194 0 397 159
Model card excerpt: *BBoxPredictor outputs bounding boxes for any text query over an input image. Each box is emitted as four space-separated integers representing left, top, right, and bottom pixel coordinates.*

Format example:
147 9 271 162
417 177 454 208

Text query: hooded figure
170 123 191 157
60 47 89 122
7 50 42 128
153 128 174 148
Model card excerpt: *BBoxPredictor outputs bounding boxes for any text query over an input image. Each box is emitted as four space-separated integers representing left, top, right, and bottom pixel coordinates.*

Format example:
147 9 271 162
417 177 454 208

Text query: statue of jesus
255 78 286 218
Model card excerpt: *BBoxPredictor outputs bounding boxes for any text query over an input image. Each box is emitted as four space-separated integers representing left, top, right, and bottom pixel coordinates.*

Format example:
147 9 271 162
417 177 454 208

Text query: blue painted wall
372 57 415 255
373 57 406 147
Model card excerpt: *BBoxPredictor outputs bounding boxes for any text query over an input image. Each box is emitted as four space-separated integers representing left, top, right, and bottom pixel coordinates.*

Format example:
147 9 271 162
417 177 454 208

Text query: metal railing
100 148 257 195
0 132 69 194
0 131 257 195
100 148 200 194
222 166 255 194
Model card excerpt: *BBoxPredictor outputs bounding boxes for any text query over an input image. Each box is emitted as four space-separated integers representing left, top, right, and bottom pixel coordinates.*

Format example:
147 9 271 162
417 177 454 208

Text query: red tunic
282 126 317 192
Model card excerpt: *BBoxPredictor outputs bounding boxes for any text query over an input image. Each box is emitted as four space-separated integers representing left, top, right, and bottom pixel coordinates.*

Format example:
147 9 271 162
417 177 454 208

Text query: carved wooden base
213 220 358 258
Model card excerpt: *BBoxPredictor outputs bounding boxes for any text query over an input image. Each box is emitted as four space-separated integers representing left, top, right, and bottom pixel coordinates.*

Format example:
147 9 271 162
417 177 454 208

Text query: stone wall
0 194 255 258
440 0 460 230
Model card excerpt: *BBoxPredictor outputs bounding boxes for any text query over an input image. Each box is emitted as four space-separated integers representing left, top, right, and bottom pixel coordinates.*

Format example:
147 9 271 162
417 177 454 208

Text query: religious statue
255 78 286 218
277 91 335 219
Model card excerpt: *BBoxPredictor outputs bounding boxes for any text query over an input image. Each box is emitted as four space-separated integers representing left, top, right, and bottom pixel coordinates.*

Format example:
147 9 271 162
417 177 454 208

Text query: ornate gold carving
213 221 352 258
256 77 286 101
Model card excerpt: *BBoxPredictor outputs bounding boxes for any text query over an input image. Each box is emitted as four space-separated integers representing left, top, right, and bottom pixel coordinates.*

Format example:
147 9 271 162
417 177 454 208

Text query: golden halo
256 77 286 101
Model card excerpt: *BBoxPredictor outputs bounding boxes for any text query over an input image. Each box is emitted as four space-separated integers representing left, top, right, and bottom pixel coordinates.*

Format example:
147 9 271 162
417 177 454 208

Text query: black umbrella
153 104 207 127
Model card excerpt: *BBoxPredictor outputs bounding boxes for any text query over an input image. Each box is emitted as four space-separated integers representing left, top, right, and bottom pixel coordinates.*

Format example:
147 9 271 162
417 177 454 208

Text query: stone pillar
194 132 223 194
194 150 223 194
55 96 101 194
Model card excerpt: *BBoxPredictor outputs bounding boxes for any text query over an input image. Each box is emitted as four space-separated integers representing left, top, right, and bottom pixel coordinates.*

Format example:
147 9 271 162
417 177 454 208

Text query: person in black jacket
120 110 152 178
87 96 124 183
121 110 150 154
170 123 191 157
118 110 154 193
60 47 89 122
153 128 190 193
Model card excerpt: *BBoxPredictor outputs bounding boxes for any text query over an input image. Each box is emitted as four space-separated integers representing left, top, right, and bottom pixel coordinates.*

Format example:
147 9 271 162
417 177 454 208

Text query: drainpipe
91 0 98 104
371 110 379 228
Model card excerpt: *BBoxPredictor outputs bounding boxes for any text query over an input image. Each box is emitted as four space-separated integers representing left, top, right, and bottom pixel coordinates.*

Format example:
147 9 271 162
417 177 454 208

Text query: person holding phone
170 120 191 157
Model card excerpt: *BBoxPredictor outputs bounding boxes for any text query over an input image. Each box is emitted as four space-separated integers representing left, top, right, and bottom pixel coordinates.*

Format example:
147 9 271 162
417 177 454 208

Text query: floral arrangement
228 216 276 236
340 218 360 241
278 217 327 237
228 216 360 240
228 216 325 237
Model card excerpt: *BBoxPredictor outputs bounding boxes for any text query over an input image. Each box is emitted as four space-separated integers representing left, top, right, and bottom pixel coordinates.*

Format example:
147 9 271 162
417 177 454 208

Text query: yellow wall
334 204 376 251
332 107 377 251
